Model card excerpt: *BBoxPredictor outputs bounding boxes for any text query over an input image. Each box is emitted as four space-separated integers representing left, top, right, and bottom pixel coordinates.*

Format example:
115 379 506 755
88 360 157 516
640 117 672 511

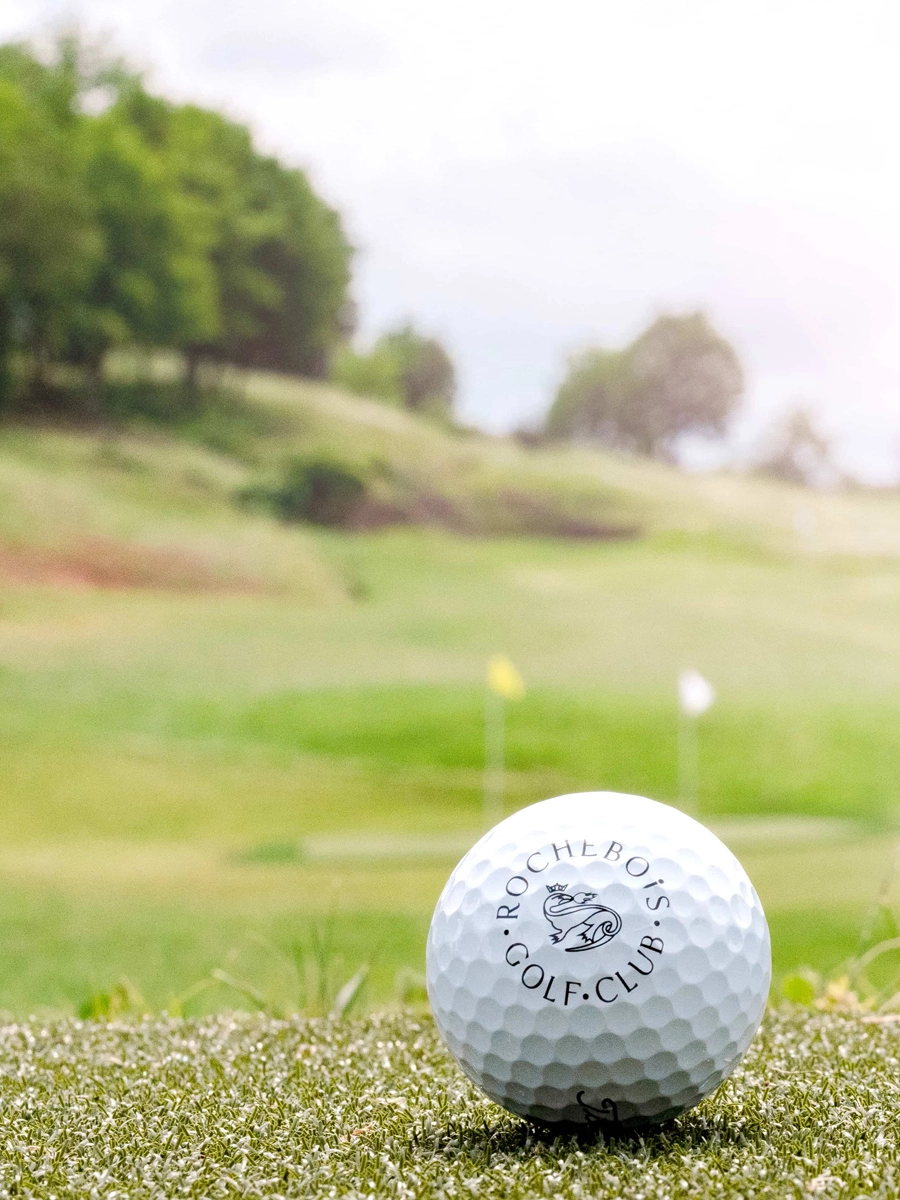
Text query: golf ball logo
499 836 668 1007
542 883 622 951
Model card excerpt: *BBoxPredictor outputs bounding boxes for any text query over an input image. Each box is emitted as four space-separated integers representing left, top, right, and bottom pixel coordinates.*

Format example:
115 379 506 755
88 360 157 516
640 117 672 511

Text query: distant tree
66 101 217 379
754 407 836 488
230 157 353 378
331 323 457 418
626 314 743 457
0 46 97 403
120 98 354 384
546 312 743 459
378 324 456 416
544 348 632 444
147 101 284 384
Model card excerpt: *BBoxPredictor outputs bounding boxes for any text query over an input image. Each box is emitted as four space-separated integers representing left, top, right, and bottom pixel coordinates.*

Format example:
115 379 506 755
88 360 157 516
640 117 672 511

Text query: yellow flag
487 654 525 700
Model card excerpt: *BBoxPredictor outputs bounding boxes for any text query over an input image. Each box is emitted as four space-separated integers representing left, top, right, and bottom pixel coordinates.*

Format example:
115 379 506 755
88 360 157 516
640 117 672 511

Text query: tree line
0 35 353 409
0 35 827 482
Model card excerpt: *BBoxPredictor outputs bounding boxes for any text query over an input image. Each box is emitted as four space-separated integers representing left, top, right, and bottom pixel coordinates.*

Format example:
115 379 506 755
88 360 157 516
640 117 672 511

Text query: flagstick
483 685 505 829
678 709 699 817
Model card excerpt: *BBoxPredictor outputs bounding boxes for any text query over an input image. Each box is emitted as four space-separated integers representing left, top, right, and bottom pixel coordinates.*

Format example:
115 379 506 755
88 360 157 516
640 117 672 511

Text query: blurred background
0 0 898 1016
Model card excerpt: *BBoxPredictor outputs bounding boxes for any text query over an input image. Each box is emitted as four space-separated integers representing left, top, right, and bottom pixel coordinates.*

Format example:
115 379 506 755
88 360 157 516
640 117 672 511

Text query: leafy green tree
0 32 353 404
545 348 632 444
626 314 743 457
136 101 280 384
0 40 217 391
0 47 97 404
332 324 456 417
547 313 743 459
379 324 456 416
65 101 218 378
231 157 353 378
119 96 353 383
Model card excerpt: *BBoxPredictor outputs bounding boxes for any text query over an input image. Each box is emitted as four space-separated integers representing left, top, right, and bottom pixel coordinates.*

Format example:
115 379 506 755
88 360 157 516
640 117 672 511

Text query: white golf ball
426 791 770 1128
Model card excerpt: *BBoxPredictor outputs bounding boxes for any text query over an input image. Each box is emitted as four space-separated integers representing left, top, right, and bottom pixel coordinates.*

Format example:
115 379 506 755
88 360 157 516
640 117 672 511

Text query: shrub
244 456 368 527
330 324 456 419
378 324 456 417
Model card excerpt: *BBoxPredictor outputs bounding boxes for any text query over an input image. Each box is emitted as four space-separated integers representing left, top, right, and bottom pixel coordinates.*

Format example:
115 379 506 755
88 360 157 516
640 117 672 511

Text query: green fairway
0 525 898 1011
0 831 882 1016
0 377 899 1011
0 1008 896 1198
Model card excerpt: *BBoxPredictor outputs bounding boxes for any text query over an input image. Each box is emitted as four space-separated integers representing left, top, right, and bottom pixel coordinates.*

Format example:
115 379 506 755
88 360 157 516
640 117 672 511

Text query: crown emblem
545 882 567 894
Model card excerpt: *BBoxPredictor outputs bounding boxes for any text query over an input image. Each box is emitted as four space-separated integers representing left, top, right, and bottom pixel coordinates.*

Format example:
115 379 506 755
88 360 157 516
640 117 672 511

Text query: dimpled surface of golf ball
426 791 770 1128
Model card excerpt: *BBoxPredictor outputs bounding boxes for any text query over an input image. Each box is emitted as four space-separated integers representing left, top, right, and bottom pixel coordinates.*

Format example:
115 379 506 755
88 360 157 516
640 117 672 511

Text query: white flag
678 669 715 717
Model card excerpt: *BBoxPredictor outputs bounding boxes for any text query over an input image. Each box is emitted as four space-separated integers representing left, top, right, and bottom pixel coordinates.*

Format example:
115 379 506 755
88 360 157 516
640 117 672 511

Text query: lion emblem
542 883 622 952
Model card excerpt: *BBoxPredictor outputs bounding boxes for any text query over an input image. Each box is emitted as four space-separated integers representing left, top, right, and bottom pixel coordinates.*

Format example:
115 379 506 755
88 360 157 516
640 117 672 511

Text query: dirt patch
0 536 266 593
347 490 462 532
478 489 638 539
348 487 638 540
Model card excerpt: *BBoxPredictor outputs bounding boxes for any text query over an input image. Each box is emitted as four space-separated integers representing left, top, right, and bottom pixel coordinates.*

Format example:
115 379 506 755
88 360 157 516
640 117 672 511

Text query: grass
0 372 898 1191
0 370 898 1010
0 827 880 1014
0 1007 895 1197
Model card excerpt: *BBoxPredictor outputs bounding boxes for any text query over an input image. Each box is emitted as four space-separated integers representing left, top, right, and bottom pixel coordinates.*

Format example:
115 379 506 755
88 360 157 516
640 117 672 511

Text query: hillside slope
0 371 898 1006
231 367 900 557
1 362 896 596
0 425 337 597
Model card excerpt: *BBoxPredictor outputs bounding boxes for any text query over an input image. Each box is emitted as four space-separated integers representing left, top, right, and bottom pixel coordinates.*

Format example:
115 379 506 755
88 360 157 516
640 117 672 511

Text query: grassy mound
91 358 900 555
8 362 900 589
232 367 900 557
0 1008 895 1198
0 426 340 598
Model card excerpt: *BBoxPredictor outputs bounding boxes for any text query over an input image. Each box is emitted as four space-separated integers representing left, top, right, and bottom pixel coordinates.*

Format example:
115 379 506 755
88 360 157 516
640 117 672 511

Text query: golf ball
426 791 770 1128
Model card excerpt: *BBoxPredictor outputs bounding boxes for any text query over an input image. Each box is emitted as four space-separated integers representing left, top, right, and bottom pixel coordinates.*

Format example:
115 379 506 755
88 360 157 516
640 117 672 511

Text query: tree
65 101 218 378
754 407 836 488
0 47 97 404
332 324 456 417
0 39 217 390
231 158 352 377
0 31 354 410
546 312 744 459
78 49 352 382
141 100 352 382
544 348 632 444
626 314 744 458
378 324 456 416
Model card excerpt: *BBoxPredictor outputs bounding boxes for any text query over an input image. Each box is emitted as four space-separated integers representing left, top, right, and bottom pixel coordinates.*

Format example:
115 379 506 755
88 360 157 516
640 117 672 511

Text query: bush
244 457 368 527
378 324 456 417
330 324 456 419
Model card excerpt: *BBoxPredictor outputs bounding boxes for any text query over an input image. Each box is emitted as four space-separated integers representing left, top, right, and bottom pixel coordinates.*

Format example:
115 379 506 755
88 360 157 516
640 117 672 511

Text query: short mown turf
0 1009 895 1198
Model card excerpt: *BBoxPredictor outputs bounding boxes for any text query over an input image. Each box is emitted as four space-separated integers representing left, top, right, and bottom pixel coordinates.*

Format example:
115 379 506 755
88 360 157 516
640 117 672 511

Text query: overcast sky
4 0 900 478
